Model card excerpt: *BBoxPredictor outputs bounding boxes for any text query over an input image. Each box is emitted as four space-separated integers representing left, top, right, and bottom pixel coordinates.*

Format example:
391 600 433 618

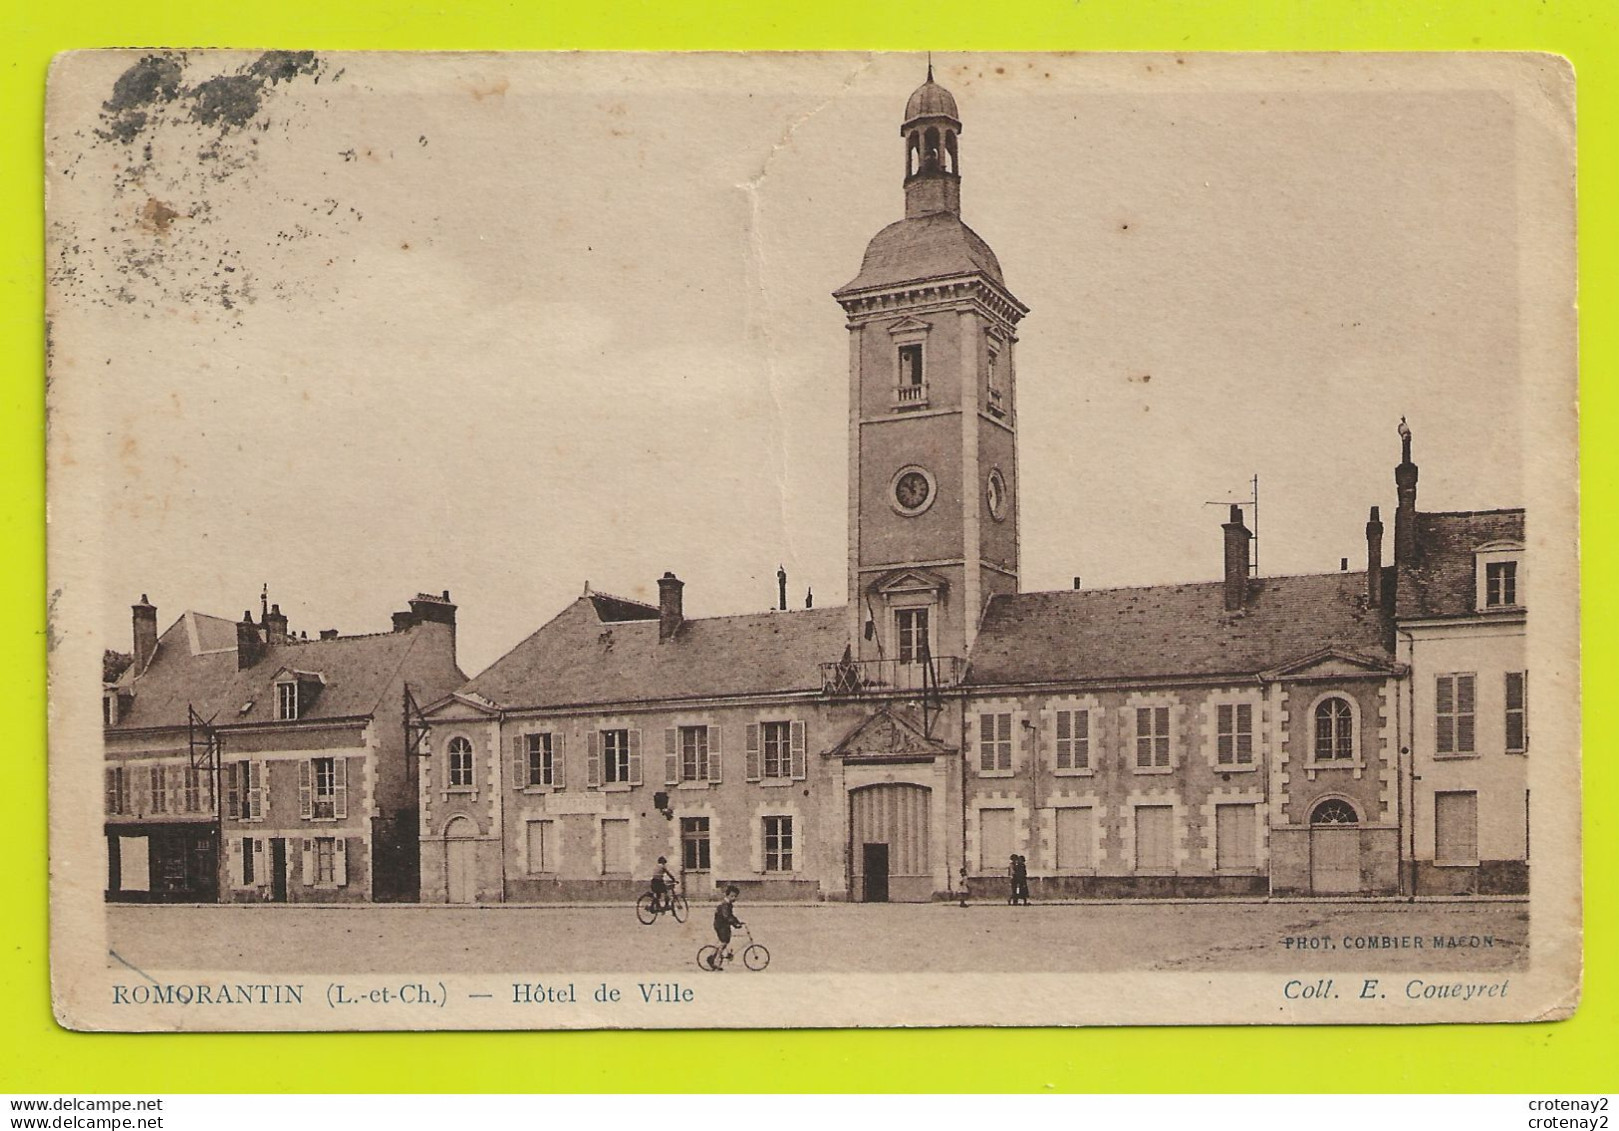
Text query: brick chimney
1366 505 1385 608
131 595 158 674
658 572 685 643
1393 417 1419 567
1222 504 1251 612
236 611 263 670
263 602 289 646
406 590 458 664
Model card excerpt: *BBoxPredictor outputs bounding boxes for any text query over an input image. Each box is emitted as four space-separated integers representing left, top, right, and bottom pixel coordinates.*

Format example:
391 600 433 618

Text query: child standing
710 885 744 970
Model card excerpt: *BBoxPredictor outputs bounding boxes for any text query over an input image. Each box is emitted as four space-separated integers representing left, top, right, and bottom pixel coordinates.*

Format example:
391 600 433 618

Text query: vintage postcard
45 51 1579 1030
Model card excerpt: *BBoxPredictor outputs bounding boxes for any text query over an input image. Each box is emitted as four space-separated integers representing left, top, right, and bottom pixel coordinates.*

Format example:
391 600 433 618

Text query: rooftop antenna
1204 473 1260 577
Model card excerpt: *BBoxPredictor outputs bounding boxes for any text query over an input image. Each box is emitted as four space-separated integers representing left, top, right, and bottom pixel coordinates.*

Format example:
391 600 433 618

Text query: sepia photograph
44 50 1579 1030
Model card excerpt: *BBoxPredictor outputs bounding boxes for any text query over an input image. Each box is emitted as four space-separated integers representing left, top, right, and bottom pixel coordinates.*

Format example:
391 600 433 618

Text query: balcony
893 382 929 410
820 655 964 697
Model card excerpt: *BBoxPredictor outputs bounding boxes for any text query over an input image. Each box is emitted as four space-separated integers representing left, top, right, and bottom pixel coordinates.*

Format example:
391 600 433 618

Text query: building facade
412 71 1526 905
103 592 465 902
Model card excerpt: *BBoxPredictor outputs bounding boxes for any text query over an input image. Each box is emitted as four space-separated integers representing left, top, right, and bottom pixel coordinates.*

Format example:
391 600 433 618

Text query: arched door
444 817 476 904
849 783 931 903
1309 799 1361 894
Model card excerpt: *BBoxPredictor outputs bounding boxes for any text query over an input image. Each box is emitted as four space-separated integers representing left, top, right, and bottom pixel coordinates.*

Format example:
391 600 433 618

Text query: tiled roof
108 615 463 732
1395 509 1526 619
183 611 239 654
966 572 1393 687
835 212 1006 295
462 597 849 709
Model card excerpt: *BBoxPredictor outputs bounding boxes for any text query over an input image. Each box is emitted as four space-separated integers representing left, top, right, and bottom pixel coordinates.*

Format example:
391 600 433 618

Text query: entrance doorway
849 783 932 902
1309 799 1361 894
444 817 476 904
861 843 890 902
269 838 288 903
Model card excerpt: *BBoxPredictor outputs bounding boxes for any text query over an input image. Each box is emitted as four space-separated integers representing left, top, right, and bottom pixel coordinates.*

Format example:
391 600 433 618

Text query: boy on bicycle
650 857 678 912
709 885 744 970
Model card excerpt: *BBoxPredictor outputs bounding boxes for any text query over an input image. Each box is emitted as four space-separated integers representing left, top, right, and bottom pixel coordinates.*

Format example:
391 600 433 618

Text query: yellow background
3 0 1613 1093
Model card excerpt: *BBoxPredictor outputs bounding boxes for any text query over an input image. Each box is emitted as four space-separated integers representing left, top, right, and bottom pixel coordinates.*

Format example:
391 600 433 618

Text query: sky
47 52 1550 675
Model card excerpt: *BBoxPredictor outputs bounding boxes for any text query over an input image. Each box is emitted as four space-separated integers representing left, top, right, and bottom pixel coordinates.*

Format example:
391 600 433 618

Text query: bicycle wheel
670 893 689 923
635 892 658 925
696 945 721 972
742 943 770 971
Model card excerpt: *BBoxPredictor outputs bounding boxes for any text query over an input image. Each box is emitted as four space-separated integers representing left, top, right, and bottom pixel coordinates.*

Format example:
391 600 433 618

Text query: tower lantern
902 64 963 219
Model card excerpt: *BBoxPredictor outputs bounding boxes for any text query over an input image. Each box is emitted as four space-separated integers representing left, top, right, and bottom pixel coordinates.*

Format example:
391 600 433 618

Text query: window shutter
628 729 643 786
553 733 566 790
105 768 117 815
790 720 807 780
708 725 723 783
252 838 267 887
298 760 313 820
586 732 601 789
254 760 268 817
746 724 761 782
512 735 527 789
166 766 181 813
334 758 348 819
300 838 314 885
335 838 348 886
229 837 244 888
664 728 678 785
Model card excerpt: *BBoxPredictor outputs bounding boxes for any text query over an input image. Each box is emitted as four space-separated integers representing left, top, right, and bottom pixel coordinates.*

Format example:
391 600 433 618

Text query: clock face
986 468 1008 521
891 467 935 515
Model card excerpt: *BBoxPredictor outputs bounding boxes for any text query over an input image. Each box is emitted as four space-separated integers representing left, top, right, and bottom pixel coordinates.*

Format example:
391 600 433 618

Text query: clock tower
834 66 1029 668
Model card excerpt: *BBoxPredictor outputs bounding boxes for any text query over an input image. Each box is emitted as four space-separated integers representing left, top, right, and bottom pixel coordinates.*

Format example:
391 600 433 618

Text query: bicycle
697 924 769 972
635 886 688 925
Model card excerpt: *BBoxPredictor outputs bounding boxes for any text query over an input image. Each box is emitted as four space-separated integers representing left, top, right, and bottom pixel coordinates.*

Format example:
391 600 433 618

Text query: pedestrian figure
958 866 970 908
709 885 745 971
1011 854 1030 906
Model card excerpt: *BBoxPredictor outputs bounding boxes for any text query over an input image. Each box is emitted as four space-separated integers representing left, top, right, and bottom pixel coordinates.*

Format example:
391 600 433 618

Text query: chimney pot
1072 576 1082 590
262 601 289 646
320 628 338 641
236 611 263 670
1366 504 1386 608
131 595 159 674
1222 506 1252 612
658 572 685 643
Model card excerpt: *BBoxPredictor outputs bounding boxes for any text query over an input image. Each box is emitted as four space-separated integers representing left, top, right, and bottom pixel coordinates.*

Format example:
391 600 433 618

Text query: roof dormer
1474 541 1525 612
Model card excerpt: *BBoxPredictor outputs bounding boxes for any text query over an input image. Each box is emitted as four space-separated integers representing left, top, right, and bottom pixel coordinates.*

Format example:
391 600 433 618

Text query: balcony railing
820 656 964 697
893 382 929 409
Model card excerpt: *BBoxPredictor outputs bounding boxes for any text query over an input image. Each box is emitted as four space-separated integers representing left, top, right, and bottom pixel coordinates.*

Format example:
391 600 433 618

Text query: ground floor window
526 820 553 874
1054 806 1093 870
601 818 631 874
1214 803 1258 870
763 815 793 872
314 837 337 884
681 816 711 872
1434 790 1479 866
978 807 1014 870
1134 805 1175 871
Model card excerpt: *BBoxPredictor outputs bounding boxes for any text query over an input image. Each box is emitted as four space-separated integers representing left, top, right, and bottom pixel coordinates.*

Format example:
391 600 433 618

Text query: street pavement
107 899 1527 975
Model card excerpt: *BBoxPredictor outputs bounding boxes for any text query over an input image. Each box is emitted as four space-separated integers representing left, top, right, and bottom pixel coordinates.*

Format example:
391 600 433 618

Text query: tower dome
903 69 960 127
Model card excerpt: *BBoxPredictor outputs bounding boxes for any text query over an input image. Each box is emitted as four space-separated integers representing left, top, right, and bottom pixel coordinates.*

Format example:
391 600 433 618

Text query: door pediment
829 707 954 763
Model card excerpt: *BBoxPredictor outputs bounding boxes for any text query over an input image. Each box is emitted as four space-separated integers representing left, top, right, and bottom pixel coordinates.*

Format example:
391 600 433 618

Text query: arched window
1310 799 1359 825
1313 696 1354 761
907 131 920 177
944 131 958 174
447 736 474 788
922 127 941 172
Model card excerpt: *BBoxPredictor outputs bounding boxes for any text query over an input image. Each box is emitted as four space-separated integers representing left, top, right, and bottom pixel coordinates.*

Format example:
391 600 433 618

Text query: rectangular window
1055 709 1089 771
978 807 1015 870
985 341 1004 414
526 820 553 873
314 837 336 884
978 712 1013 772
680 816 711 872
601 818 631 875
763 815 794 872
1054 807 1093 870
183 765 207 812
1134 805 1175 871
677 726 709 783
277 681 299 721
1436 674 1477 755
1217 703 1254 766
1136 706 1171 769
312 757 337 819
230 761 264 820
525 733 555 787
105 767 127 815
1215 803 1258 870
598 729 629 784
898 343 923 387
1485 560 1518 608
241 836 256 885
1506 672 1528 753
149 765 167 814
1434 791 1480 865
896 607 929 664
761 721 792 780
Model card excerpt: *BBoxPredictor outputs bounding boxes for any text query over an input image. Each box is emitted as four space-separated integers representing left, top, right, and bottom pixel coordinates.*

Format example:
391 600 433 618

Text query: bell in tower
834 63 1031 667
